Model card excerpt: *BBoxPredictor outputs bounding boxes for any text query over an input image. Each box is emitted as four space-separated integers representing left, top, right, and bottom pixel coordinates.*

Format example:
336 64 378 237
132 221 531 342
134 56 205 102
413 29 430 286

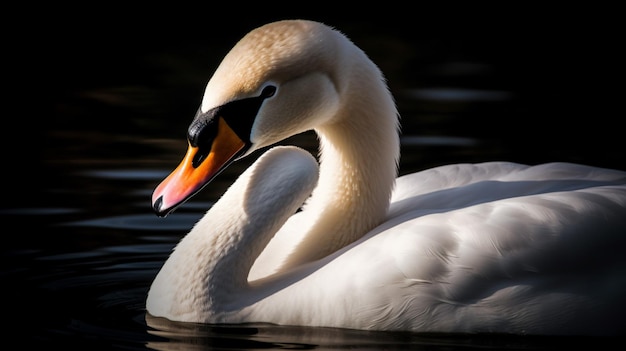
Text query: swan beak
152 117 246 217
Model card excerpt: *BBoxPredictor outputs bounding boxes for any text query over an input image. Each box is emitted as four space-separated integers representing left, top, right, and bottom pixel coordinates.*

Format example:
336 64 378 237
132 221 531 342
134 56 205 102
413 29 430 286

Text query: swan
146 19 626 335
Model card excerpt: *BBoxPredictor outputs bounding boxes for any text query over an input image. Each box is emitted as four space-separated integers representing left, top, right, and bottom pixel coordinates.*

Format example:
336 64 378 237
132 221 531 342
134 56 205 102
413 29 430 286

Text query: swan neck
280 53 400 268
147 148 318 321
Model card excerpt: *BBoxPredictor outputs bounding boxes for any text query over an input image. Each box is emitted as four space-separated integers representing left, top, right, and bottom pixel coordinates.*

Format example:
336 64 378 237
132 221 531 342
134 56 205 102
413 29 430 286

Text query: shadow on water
3 9 624 351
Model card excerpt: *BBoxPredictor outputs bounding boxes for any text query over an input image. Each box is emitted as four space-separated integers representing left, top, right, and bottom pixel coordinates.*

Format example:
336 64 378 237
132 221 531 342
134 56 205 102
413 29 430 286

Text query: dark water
4 11 623 350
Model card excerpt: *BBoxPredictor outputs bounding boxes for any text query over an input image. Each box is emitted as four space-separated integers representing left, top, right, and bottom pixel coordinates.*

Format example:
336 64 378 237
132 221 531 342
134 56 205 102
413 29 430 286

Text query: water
4 13 623 350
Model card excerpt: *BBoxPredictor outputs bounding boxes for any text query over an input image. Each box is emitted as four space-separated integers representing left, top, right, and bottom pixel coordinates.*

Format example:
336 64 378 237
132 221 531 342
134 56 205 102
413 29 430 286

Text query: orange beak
152 117 246 216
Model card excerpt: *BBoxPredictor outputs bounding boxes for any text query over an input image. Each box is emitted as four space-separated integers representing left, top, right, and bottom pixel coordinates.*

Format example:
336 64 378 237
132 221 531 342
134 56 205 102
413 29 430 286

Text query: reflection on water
4 13 623 351
144 315 599 350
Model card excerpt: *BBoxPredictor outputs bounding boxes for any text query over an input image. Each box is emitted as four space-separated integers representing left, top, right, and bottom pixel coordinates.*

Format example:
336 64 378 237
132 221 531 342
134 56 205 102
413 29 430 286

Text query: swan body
147 19 626 335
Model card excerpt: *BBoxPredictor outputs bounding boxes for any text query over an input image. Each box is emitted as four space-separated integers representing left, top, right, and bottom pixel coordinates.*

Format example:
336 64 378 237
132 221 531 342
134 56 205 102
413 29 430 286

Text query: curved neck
147 147 318 321
279 51 400 269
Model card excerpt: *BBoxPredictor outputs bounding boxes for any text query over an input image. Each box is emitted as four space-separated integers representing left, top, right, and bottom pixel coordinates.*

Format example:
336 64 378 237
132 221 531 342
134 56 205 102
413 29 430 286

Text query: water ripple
80 169 171 180
62 213 203 231
401 135 479 147
404 88 513 102
0 207 80 215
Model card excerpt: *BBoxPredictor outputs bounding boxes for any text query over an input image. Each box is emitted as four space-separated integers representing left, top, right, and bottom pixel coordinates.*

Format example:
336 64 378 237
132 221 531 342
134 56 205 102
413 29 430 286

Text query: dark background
11 6 624 180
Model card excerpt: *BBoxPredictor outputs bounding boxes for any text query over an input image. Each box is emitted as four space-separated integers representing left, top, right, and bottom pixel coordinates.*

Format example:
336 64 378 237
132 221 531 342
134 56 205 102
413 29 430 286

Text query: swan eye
261 85 277 98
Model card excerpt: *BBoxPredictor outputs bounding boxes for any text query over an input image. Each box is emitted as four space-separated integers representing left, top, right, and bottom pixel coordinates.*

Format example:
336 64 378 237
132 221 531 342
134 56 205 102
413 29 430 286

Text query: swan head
152 20 345 216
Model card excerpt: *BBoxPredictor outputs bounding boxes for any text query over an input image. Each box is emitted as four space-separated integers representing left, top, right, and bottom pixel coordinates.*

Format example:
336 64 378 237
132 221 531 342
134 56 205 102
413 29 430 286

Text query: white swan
147 19 626 335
